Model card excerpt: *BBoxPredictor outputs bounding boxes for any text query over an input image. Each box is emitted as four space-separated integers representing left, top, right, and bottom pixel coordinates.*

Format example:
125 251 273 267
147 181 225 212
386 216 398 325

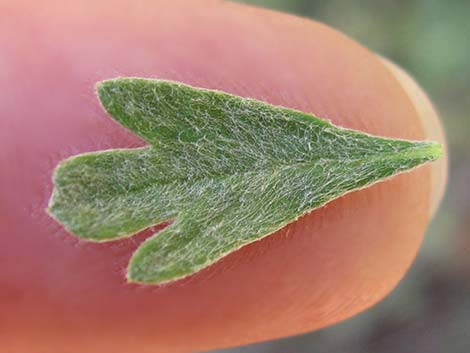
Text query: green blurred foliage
209 1 470 352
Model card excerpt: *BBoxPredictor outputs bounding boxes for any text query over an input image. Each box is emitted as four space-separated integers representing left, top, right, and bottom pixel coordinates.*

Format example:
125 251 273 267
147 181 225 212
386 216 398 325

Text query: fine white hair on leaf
47 78 442 285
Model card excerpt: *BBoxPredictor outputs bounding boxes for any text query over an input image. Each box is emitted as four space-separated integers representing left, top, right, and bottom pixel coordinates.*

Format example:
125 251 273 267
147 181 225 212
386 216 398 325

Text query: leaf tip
46 162 63 222
126 259 155 285
95 79 117 108
429 141 444 160
126 244 186 286
412 140 443 162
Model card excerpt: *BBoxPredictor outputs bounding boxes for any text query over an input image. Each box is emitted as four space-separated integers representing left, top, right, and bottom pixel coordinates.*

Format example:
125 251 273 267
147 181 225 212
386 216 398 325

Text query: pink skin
0 1 444 352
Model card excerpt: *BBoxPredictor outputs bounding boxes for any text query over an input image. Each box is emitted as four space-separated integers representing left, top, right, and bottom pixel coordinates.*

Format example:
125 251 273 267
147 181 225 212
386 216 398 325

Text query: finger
0 1 446 353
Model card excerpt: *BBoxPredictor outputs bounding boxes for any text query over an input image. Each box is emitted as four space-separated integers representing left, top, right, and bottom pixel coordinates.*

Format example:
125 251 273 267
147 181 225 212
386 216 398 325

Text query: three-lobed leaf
48 78 442 284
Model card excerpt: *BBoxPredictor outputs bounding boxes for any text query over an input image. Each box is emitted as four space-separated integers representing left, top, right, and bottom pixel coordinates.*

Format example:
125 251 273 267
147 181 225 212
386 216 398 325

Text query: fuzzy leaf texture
48 78 442 285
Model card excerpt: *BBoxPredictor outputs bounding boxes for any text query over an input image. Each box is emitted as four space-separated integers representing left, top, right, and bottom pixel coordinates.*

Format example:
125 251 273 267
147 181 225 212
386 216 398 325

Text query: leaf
48 78 442 285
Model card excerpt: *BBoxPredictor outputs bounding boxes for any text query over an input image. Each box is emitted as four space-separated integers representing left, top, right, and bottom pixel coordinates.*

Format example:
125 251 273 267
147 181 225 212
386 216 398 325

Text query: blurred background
209 0 470 352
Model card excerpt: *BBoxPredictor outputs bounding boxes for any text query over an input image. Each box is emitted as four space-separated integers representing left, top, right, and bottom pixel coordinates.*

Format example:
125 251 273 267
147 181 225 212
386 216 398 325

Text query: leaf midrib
99 144 428 202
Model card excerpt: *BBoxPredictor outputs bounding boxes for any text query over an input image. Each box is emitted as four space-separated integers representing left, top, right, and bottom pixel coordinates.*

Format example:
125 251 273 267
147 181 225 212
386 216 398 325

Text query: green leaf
48 78 442 285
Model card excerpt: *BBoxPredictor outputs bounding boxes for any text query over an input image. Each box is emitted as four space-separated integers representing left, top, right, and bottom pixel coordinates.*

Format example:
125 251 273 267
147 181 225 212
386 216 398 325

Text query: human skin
0 1 446 352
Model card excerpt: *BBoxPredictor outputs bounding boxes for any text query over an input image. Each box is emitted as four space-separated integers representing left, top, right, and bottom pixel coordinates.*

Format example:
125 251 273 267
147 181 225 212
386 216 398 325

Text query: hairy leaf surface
48 78 442 284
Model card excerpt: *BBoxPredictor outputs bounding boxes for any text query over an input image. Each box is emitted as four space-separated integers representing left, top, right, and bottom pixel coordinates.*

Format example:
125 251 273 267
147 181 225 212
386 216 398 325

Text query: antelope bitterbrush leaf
48 78 442 285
